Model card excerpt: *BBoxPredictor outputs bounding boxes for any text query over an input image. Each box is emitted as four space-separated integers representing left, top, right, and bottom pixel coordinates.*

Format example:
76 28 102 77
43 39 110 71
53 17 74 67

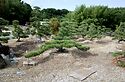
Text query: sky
22 0 125 11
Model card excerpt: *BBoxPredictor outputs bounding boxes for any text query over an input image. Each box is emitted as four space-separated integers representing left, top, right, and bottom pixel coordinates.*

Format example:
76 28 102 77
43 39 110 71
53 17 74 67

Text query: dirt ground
1 36 125 82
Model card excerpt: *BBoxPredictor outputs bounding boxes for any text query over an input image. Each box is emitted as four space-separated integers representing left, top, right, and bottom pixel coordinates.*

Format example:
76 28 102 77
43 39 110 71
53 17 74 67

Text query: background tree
12 20 24 42
30 6 41 22
77 21 89 38
41 8 69 20
49 18 60 35
0 0 32 25
87 23 104 40
66 5 125 31
0 18 10 43
114 22 125 43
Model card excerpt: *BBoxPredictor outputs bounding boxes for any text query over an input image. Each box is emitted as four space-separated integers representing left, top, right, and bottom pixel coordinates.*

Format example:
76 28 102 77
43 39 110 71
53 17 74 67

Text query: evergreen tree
114 22 125 43
49 18 60 35
25 20 89 58
30 20 50 40
87 23 103 40
12 20 24 42
0 18 9 43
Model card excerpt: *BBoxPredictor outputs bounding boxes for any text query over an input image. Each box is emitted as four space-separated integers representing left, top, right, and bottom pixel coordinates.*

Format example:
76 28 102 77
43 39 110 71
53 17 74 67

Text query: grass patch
112 51 124 57
112 51 125 67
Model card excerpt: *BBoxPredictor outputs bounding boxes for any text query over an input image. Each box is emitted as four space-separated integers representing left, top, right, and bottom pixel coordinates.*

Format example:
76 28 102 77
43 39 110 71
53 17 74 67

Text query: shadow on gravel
11 41 41 57
71 49 98 58
95 41 110 44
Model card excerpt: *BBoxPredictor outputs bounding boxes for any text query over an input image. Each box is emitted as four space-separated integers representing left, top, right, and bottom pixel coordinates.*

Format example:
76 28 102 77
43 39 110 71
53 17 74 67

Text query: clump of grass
112 51 125 57
112 51 125 67
117 60 125 67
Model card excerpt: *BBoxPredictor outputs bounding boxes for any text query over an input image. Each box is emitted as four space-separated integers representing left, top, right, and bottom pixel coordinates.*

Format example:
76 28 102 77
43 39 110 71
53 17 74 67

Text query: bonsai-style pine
0 18 10 43
25 20 89 58
12 20 24 42
114 22 125 43
87 23 103 40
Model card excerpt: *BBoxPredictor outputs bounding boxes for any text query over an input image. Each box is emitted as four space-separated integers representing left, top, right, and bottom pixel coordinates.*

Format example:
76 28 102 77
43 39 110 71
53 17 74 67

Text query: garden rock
77 38 85 41
23 59 38 66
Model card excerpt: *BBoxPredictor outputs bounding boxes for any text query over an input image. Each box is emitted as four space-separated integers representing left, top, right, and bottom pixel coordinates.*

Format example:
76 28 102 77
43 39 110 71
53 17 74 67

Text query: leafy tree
114 22 125 43
30 6 51 40
30 6 41 22
41 8 69 20
49 18 60 35
12 20 24 42
67 5 125 31
0 0 32 25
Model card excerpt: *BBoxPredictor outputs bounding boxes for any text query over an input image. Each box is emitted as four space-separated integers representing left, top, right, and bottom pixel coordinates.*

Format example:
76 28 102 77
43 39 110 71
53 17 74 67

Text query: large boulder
0 43 10 68
0 55 7 69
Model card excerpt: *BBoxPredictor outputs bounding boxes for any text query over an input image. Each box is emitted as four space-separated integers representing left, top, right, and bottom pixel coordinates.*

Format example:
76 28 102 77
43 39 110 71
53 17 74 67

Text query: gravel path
1 37 125 82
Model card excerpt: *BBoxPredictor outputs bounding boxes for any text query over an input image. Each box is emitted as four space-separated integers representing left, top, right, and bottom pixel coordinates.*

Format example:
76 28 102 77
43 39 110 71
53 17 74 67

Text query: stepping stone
23 60 38 66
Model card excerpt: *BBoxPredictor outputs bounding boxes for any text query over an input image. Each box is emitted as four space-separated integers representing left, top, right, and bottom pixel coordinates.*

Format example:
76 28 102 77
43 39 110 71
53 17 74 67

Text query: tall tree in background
0 0 32 25
41 8 69 20
30 6 41 22
49 18 60 35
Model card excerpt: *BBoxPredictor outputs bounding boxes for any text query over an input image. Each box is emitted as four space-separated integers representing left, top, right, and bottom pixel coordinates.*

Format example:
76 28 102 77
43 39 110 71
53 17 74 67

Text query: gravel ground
1 36 125 82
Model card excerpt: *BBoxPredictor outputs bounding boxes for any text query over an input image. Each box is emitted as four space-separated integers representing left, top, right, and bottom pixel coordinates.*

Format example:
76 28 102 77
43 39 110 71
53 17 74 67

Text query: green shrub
112 51 125 67
112 51 125 57
114 22 125 43
117 60 125 67
76 45 90 51
0 37 9 43
0 18 9 25
1 32 10 36
25 49 41 58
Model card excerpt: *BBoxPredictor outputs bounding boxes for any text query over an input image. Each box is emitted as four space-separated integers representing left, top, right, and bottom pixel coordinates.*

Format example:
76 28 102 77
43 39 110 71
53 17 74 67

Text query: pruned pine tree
0 18 10 43
114 22 125 43
12 20 24 42
30 20 50 40
87 23 103 40
78 21 89 38
25 20 90 58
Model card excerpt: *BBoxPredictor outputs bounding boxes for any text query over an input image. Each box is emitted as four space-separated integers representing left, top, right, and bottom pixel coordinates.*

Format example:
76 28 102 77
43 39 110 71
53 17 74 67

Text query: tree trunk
118 39 124 43
17 37 21 42
58 47 65 52
90 38 93 41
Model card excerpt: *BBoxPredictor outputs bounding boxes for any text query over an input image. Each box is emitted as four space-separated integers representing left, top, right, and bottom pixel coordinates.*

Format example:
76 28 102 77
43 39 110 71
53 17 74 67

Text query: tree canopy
0 0 32 25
